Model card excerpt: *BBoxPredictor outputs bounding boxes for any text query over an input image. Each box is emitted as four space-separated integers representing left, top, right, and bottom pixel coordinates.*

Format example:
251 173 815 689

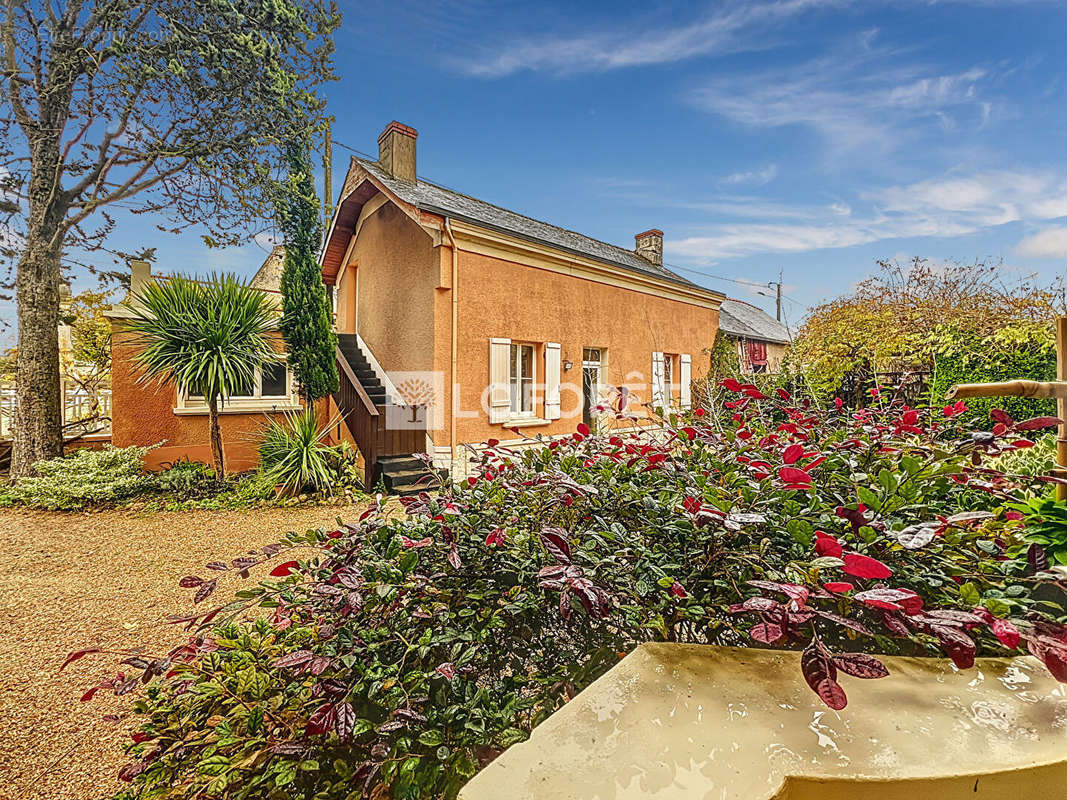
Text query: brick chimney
377 121 418 182
635 229 663 267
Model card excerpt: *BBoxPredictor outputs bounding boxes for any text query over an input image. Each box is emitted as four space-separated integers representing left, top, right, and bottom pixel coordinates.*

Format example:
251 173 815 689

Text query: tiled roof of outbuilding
717 298 791 345
352 156 704 291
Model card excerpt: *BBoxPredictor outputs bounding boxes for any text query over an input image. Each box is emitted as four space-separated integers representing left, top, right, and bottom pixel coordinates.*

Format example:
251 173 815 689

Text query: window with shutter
651 352 665 406
544 342 561 420
488 338 511 423
679 354 692 409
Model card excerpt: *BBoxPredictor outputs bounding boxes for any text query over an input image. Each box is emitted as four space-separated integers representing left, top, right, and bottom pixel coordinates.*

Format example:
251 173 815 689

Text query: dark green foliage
154 459 224 500
125 273 281 478
1008 496 1067 565
259 408 347 495
90 391 1067 799
277 141 338 402
929 333 1057 426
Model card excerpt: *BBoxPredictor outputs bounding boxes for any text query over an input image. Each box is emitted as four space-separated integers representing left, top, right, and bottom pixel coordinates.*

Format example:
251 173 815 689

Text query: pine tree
278 140 339 402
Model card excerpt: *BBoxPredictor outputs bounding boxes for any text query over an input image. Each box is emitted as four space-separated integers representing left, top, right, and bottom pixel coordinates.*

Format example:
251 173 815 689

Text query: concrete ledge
460 643 1067 800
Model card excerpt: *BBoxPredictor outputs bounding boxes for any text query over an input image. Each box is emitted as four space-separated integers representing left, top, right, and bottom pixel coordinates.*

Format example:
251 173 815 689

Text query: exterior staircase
334 334 441 494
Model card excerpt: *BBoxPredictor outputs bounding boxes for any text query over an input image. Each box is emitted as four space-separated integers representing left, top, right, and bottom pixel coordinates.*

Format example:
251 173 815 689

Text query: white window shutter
679 353 692 409
544 342 561 420
651 352 665 407
488 338 511 423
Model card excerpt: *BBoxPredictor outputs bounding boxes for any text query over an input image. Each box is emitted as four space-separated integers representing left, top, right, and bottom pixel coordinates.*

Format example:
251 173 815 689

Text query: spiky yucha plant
125 274 280 479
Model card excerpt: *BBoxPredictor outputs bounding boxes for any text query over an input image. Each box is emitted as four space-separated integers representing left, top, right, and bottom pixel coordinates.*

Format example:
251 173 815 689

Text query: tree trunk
10 224 65 478
10 89 72 478
208 397 226 480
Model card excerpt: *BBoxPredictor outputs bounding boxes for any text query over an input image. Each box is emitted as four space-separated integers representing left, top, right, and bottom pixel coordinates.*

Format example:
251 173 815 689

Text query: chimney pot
129 259 151 295
377 121 418 182
635 229 664 267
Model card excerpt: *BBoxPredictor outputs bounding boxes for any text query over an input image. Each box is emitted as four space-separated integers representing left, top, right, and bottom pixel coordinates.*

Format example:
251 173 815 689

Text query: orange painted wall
327 196 720 453
344 203 437 375
442 248 719 447
110 325 308 472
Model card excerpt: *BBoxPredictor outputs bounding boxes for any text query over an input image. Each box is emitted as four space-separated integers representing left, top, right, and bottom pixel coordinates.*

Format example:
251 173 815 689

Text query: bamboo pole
1057 317 1067 501
946 380 1067 400
944 316 1067 500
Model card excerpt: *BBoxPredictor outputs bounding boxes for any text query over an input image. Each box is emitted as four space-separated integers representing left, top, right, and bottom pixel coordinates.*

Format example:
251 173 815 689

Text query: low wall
461 643 1067 800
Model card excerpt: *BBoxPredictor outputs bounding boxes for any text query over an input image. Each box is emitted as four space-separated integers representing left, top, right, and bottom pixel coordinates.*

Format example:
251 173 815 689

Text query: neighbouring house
106 255 300 472
108 121 725 488
717 298 791 374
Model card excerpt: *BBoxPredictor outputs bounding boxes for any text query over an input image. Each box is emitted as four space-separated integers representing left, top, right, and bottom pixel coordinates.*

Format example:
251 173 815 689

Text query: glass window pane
519 345 532 380
231 373 256 399
261 362 288 397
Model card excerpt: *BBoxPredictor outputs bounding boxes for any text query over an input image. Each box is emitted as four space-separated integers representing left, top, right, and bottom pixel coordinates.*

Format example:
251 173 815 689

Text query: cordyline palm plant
259 407 340 496
125 274 279 479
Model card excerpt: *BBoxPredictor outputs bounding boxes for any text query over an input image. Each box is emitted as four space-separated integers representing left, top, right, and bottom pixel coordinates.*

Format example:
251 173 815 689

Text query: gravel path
0 504 370 800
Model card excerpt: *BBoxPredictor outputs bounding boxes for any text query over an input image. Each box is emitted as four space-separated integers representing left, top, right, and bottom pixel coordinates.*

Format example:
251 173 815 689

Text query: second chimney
635 229 663 267
377 121 418 182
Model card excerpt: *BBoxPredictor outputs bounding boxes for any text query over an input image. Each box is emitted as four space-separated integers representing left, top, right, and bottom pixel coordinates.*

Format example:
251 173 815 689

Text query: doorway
582 348 603 429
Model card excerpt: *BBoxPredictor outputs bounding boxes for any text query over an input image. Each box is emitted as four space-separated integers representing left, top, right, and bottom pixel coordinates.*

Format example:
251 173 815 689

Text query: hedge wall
929 343 1057 427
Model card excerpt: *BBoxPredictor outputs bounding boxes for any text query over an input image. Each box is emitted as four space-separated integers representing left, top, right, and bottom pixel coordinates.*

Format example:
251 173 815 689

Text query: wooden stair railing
334 345 382 489
334 344 430 491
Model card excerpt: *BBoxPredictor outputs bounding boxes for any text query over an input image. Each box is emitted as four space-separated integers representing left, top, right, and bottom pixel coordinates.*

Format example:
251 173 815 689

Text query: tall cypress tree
277 140 339 402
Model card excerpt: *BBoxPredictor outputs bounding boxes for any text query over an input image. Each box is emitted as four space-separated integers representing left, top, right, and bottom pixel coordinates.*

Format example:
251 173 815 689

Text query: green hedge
929 343 1057 427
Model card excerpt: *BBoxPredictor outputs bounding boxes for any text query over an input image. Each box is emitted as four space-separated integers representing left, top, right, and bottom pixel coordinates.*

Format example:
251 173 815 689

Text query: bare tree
0 0 339 476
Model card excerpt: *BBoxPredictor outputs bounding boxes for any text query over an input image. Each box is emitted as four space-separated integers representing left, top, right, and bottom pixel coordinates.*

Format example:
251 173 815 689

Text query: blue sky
44 0 1067 337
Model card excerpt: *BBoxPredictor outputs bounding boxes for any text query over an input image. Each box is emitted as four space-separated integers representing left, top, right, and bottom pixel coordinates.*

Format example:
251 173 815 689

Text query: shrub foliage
9 444 157 510
79 386 1067 799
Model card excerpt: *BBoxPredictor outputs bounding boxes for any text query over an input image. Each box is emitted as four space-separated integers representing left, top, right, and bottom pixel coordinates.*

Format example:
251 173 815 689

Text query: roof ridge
352 155 695 288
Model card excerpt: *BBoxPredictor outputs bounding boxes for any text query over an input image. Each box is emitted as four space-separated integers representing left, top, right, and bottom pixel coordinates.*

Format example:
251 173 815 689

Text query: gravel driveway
0 504 369 800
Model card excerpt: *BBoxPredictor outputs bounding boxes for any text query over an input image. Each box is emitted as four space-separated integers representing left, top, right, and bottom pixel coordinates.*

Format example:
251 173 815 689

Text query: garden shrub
259 409 364 496
929 326 1057 426
79 387 1067 799
989 432 1057 479
154 459 224 500
10 444 159 510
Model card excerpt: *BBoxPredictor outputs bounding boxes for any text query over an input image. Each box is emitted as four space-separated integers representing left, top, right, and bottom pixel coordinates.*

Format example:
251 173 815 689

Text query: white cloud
720 164 779 186
666 169 1067 260
1016 227 1067 258
455 0 845 77
688 42 990 150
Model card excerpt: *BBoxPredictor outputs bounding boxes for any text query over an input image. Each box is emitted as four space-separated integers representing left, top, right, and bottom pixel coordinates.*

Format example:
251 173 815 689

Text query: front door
582 348 603 429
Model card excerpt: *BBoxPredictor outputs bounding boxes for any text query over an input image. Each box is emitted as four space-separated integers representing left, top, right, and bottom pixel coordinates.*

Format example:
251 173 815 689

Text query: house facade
108 121 725 486
717 298 791 374
322 121 723 481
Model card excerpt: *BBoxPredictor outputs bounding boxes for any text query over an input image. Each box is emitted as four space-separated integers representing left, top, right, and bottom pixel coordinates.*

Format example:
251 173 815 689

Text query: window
177 362 299 414
260 362 288 397
582 348 604 429
509 343 535 415
663 354 675 401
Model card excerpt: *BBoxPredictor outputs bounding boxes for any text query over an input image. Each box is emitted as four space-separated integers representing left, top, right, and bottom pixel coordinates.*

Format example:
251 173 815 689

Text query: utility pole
767 270 783 321
322 117 333 230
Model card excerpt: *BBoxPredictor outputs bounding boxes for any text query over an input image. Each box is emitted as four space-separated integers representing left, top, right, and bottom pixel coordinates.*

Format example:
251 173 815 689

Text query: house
108 121 725 487
717 297 791 374
106 255 300 472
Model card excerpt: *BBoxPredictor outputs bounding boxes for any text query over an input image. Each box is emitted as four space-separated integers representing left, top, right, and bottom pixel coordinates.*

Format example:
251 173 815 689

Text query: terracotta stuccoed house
108 121 725 489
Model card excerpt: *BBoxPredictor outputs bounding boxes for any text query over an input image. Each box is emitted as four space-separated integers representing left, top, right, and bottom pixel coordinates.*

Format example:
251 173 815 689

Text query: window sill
499 416 552 428
174 402 301 416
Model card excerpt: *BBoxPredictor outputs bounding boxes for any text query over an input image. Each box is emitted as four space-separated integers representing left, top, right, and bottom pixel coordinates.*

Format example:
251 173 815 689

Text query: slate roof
351 157 706 292
717 298 791 344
